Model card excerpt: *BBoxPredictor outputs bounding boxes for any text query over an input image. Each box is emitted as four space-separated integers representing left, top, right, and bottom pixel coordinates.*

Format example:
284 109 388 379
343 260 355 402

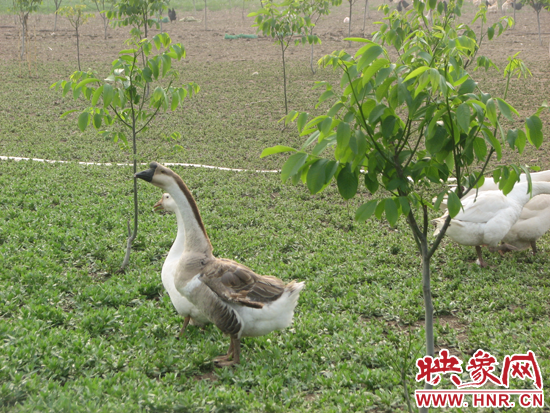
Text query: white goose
153 193 211 335
136 162 305 366
500 195 550 254
440 170 550 255
434 181 550 267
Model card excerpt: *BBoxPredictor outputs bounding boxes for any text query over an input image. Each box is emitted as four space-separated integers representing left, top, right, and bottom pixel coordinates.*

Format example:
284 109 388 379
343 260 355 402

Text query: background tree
51 33 199 271
293 0 342 74
11 0 42 61
521 0 550 45
263 0 545 406
91 0 115 39
107 0 168 40
345 0 358 44
52 0 62 30
250 0 319 114
57 5 94 71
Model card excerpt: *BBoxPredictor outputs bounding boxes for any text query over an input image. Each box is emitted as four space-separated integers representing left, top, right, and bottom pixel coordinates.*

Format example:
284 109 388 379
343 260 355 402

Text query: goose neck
166 180 212 254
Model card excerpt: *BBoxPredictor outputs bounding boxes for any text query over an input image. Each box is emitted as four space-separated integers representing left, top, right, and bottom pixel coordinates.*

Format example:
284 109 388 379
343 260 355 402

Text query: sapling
520 0 550 45
263 1 545 410
250 0 319 114
292 0 342 74
91 0 115 39
57 5 95 71
53 0 62 30
51 33 199 271
10 0 42 62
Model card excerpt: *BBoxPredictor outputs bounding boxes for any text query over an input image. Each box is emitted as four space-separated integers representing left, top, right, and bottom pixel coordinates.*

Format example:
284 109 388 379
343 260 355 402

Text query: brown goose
136 162 305 366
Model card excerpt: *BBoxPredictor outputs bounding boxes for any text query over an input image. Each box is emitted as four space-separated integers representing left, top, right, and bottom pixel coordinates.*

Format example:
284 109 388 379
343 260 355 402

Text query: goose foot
214 336 240 367
530 241 538 255
475 246 488 268
177 316 191 339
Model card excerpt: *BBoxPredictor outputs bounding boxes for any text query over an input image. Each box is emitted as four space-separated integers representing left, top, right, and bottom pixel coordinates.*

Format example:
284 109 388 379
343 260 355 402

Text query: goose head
135 162 178 189
153 193 177 214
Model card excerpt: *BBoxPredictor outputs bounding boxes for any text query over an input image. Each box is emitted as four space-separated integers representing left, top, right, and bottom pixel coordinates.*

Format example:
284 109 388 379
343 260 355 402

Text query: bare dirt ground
0 2 549 66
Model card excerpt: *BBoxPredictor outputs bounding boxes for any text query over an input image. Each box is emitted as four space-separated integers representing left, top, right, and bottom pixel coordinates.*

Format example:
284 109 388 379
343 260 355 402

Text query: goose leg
213 340 234 363
178 316 191 338
214 336 240 367
530 241 538 255
475 246 487 267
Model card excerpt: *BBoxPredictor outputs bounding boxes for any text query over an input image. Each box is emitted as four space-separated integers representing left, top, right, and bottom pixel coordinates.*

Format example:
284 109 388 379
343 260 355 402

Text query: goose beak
135 163 158 182
152 199 164 212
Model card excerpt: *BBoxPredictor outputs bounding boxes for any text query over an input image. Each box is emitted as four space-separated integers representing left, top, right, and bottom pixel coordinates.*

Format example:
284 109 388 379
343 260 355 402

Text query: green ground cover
1 7 550 411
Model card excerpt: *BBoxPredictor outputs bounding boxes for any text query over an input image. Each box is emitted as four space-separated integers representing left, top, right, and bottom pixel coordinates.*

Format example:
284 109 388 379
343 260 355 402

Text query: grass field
1 1 550 411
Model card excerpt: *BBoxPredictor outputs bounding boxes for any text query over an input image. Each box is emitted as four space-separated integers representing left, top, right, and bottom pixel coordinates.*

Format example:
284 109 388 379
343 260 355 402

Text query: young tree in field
53 0 62 30
361 0 368 34
293 0 342 74
345 0 358 42
11 0 42 60
57 5 94 71
51 33 199 271
250 0 319 114
263 0 545 406
107 0 168 39
92 0 115 39
203 0 208 29
521 0 550 45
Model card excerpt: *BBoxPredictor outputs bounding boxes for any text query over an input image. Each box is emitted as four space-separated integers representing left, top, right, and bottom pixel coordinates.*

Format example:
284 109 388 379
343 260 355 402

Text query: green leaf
473 137 487 161
307 159 331 194
281 152 308 183
93 113 102 129
355 199 378 222
297 112 308 133
485 98 497 127
78 111 90 132
525 115 543 148
319 117 333 136
357 45 384 72
103 84 114 108
171 90 180 111
92 85 104 106
404 66 429 81
398 196 410 216
364 173 379 194
456 103 470 133
161 54 171 77
368 104 387 124
75 77 101 89
337 164 358 200
260 145 297 158
384 198 398 227
495 98 517 121
447 191 461 218
516 129 526 153
336 122 351 149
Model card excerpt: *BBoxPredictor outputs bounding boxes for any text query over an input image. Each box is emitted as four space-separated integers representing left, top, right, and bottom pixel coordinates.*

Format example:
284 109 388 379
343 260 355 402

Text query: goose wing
455 192 511 223
199 258 285 309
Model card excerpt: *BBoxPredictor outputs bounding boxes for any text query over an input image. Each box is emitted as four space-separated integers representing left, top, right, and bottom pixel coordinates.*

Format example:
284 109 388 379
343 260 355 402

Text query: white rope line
0 155 281 173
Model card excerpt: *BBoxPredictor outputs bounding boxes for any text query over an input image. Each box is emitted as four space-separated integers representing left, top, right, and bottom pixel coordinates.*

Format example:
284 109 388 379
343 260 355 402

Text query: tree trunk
242 0 245 20
348 0 352 46
362 0 368 34
20 14 27 60
418 241 434 413
104 17 108 39
536 10 541 45
76 26 81 71
280 41 288 115
54 12 58 31
204 0 208 30
309 27 316 74
120 129 139 272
